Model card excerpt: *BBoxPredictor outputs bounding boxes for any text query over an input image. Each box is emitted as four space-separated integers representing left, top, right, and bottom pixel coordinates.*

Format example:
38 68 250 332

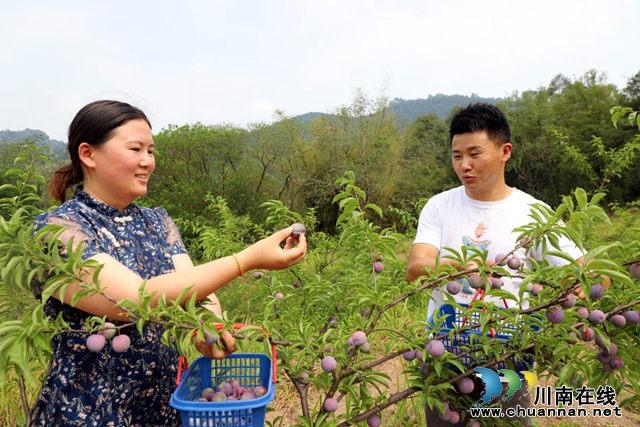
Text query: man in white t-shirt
406 103 585 426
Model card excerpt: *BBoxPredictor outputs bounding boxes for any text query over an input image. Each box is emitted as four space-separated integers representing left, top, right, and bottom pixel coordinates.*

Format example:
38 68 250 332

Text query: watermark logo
474 368 536 406
470 368 622 420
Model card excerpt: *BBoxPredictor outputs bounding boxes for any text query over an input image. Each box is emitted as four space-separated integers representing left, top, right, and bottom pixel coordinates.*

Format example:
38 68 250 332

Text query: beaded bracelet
232 253 244 277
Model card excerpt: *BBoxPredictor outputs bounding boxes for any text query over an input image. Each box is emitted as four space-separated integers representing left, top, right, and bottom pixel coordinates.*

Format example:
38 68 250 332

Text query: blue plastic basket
428 303 539 373
170 354 276 427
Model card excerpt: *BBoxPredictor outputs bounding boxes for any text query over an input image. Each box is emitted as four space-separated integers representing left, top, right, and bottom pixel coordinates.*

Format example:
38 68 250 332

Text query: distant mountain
296 93 503 126
389 93 503 125
0 129 67 159
293 94 503 126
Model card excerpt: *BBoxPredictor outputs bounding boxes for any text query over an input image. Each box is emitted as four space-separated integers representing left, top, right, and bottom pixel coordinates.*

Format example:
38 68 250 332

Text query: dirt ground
266 356 640 426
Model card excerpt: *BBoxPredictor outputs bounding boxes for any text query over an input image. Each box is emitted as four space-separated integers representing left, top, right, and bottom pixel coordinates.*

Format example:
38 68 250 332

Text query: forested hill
294 93 502 124
0 129 67 159
389 93 503 124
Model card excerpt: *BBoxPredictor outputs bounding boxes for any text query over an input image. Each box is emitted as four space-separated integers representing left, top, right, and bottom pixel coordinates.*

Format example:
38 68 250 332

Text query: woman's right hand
237 226 307 272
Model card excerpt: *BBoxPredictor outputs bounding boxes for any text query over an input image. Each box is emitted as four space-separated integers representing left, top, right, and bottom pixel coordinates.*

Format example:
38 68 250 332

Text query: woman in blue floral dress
31 100 307 427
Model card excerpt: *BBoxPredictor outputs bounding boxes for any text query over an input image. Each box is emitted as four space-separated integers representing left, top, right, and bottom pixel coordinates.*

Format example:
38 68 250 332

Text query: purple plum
546 306 565 323
402 350 417 361
99 322 117 340
352 331 367 346
297 372 309 384
427 340 445 358
597 350 612 364
366 414 381 427
611 314 626 328
507 257 521 270
111 334 131 353
458 378 475 394
373 262 384 273
610 356 624 370
291 223 306 240
576 307 589 319
446 281 461 295
624 310 640 324
469 274 484 289
86 334 106 352
589 310 606 324
324 398 338 412
253 386 267 398
321 356 337 372
590 284 605 300
531 284 543 296
579 326 595 341
560 293 577 308
630 263 640 279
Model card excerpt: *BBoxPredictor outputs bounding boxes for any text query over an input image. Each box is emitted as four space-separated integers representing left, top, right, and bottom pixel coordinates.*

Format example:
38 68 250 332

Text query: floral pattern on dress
31 186 189 427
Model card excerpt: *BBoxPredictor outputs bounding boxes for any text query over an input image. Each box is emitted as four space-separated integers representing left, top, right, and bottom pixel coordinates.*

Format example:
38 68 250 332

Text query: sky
1 0 638 142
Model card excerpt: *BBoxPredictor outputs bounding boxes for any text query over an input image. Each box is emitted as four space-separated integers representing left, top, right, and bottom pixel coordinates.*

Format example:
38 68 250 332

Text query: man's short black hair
449 102 510 146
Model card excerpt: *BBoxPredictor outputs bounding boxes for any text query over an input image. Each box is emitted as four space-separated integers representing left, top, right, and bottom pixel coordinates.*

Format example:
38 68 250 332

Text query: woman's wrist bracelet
232 253 244 277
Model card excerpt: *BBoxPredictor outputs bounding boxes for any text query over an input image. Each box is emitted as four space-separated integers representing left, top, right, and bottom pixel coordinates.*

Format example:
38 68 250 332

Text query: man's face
451 130 512 201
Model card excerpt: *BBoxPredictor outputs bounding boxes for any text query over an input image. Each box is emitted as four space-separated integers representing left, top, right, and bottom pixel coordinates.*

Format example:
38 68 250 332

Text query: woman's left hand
194 330 237 359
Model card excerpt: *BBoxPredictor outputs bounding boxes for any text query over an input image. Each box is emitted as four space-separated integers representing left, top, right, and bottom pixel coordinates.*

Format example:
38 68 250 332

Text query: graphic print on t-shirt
459 222 492 295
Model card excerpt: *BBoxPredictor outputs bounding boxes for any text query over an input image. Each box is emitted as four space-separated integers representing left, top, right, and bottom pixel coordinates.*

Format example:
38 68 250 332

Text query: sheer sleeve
155 208 188 256
33 214 105 260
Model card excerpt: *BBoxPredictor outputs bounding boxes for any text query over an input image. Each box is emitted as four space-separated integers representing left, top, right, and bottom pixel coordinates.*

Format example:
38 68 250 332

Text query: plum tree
4 156 640 427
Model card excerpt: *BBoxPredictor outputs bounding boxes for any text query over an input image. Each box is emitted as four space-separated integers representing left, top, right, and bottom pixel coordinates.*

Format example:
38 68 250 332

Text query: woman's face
83 119 155 209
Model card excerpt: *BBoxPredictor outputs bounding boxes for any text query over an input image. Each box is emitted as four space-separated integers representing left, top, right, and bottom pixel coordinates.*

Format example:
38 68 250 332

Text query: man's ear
501 143 513 162
78 142 97 169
